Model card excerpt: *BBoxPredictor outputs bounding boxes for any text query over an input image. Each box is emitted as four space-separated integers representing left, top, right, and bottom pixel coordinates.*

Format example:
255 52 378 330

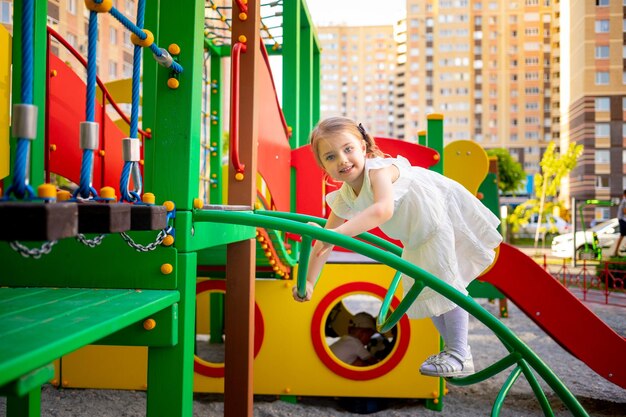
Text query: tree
527 142 583 249
485 148 525 194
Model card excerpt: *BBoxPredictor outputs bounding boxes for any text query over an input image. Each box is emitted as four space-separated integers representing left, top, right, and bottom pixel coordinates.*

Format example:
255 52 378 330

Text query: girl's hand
292 281 314 302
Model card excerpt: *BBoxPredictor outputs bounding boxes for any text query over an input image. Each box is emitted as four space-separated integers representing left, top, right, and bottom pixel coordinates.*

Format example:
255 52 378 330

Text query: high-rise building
317 25 396 136
398 0 558 176
568 0 626 222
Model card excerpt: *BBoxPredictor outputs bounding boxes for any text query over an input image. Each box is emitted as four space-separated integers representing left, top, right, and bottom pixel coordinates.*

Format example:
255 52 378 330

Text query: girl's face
317 132 367 191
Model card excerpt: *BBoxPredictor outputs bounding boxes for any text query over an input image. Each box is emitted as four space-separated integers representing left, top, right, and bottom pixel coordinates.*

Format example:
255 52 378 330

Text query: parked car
551 218 620 259
517 214 571 237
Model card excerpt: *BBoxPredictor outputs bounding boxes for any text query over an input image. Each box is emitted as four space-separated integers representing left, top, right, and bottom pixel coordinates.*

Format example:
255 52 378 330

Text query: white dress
326 156 503 319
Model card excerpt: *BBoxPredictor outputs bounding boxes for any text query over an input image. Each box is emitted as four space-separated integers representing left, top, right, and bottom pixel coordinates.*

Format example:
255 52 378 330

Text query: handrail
229 41 247 176
193 209 590 417
46 26 151 139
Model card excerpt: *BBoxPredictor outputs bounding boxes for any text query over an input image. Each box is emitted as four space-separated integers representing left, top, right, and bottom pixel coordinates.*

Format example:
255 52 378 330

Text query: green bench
0 287 179 416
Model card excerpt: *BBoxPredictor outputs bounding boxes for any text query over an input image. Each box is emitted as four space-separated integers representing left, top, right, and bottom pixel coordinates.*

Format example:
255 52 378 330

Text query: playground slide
480 243 626 389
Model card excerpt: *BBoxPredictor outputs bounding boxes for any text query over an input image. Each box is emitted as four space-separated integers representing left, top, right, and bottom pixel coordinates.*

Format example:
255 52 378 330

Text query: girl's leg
442 306 469 359
430 314 447 346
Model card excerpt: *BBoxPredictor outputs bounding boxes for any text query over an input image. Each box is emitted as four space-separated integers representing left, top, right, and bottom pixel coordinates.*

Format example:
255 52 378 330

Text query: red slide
480 243 626 389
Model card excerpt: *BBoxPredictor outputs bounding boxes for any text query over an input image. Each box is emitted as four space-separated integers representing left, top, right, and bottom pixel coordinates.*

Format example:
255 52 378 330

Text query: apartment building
317 25 396 136
2 0 139 83
568 0 626 222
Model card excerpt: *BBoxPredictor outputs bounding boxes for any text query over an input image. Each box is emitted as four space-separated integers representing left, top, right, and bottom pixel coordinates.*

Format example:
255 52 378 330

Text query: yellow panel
97 78 133 104
443 140 489 195
193 263 441 399
0 25 11 180
61 345 147 390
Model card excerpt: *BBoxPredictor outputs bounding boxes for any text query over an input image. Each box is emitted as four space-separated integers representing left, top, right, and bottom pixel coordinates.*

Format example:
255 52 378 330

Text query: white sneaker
419 348 474 378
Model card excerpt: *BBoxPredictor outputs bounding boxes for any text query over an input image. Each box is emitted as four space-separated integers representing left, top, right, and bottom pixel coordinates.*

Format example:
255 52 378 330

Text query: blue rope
119 161 133 202
8 0 34 199
109 6 183 74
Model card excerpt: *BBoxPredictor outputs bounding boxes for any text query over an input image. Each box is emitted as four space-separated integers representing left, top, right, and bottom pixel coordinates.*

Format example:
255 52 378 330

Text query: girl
293 117 502 378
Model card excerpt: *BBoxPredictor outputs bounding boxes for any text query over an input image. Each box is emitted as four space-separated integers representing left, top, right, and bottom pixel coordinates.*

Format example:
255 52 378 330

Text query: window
595 123 610 137
595 45 609 59
595 71 609 85
595 149 610 164
108 62 117 78
595 97 610 111
595 20 609 33
596 175 609 189
68 0 76 14
0 1 10 24
110 28 117 44
596 0 609 5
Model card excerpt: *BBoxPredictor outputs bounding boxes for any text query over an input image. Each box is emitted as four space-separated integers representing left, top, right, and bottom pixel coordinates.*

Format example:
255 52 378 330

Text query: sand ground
1 298 625 416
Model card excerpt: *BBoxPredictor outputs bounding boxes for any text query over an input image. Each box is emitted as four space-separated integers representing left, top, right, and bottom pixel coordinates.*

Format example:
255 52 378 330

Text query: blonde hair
309 117 384 167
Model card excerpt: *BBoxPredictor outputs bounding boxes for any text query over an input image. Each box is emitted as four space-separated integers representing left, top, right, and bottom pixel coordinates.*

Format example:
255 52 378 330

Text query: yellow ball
193 198 204 209
168 43 181 55
167 78 180 89
84 0 112 13
162 235 174 246
163 201 175 212
143 319 157 330
160 263 173 275
235 172 244 181
130 29 154 47
57 190 72 201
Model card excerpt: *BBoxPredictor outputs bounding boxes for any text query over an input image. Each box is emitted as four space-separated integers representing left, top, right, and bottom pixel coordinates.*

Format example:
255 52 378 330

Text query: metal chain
120 226 172 252
76 233 107 247
9 240 58 259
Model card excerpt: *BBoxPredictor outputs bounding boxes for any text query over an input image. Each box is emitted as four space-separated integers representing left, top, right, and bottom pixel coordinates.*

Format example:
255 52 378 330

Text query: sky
306 0 406 27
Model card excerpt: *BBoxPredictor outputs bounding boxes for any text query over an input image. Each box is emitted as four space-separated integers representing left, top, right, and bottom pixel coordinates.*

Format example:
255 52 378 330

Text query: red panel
47 53 127 193
256 44 291 212
480 243 626 389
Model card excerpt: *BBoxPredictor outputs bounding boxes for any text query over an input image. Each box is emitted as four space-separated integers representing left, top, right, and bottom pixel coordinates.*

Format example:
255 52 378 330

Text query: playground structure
1 2 625 417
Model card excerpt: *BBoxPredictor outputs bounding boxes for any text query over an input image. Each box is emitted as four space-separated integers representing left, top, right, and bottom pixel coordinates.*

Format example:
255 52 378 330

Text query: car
550 218 620 259
517 214 572 237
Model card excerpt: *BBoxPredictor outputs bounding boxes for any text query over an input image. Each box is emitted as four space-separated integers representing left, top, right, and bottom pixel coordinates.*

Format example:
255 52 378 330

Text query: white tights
430 306 469 359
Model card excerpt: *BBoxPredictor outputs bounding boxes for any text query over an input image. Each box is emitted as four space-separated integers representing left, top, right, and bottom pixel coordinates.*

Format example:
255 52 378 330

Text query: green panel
143 0 204 211
146 252 196 417
298 22 312 147
175 210 255 252
0 364 53 397
208 51 223 204
426 117 444 174
0 287 179 387
0 233 178 290
467 279 505 299
6 388 40 417
282 0 300 149
478 172 501 233
96 304 178 347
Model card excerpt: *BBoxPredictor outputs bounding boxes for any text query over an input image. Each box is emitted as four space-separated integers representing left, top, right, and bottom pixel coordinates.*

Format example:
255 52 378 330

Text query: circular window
311 282 410 380
194 280 264 378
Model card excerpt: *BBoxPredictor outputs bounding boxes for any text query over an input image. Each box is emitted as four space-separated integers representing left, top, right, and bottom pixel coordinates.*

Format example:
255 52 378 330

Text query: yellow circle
84 0 112 13
49 144 57 151
163 201 175 212
130 29 154 47
98 150 105 156
100 186 116 200
160 263 173 275
238 35 247 43
235 172 244 181
37 184 56 199
168 43 181 55
162 235 175 246
143 319 157 331
239 12 248 20
167 78 180 89
193 198 204 209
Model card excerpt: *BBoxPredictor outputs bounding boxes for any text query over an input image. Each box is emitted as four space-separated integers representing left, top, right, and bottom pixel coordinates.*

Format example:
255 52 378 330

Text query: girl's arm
293 211 345 302
333 165 396 237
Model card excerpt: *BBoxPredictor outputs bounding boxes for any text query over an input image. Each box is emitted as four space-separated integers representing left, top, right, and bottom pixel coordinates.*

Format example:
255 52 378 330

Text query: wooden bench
0 287 179 416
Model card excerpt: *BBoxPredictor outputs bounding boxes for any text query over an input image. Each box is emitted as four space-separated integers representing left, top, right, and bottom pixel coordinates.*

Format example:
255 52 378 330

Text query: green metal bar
297 235 312 298
192 209 589 417
491 366 523 417
519 359 555 417
6 387 40 417
447 352 522 386
298 15 313 147
418 130 427 147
